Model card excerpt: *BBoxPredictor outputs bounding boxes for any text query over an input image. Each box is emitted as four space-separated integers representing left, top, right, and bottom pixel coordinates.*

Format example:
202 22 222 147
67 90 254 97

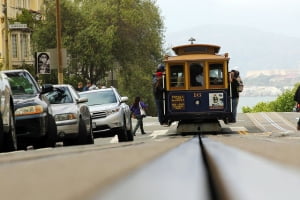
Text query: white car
0 72 17 152
45 84 94 146
79 87 133 142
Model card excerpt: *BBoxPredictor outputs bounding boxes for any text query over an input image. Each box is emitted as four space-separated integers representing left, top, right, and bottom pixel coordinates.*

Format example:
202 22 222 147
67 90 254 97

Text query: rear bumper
164 112 234 123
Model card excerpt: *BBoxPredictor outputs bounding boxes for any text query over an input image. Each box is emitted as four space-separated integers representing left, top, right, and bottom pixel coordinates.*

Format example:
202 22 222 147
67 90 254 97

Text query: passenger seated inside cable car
190 62 204 87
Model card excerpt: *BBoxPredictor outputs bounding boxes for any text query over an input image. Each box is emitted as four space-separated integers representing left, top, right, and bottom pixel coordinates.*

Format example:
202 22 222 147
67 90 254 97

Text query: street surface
0 112 299 200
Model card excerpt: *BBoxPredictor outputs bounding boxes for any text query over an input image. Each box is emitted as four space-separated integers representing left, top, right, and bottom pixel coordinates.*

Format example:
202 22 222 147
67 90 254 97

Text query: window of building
11 34 18 58
21 33 28 58
17 0 29 9
169 64 185 88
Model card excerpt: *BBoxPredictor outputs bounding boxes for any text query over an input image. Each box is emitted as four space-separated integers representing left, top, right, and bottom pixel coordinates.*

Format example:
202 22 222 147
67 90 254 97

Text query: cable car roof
164 53 229 62
172 44 221 55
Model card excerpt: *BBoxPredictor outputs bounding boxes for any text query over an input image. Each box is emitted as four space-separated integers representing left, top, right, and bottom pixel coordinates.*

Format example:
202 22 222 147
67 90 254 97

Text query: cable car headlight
194 99 201 105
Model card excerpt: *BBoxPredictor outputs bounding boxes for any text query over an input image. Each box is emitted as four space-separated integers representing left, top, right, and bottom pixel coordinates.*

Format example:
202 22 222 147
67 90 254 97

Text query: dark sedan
3 70 57 150
0 72 17 152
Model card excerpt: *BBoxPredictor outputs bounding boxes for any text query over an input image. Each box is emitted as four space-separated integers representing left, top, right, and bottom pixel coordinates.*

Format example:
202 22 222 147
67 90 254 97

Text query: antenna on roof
188 37 196 44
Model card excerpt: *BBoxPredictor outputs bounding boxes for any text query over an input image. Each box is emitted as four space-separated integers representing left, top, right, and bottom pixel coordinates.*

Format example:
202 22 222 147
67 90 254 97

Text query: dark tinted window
45 87 73 104
6 71 39 95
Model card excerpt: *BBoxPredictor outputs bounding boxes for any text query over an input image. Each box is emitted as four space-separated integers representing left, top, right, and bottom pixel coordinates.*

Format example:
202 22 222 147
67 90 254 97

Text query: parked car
45 84 94 146
0 72 17 152
79 87 133 142
2 70 57 150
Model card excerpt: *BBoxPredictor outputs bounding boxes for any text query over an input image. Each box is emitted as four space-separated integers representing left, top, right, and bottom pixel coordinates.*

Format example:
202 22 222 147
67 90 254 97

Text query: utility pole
56 0 63 84
3 0 10 70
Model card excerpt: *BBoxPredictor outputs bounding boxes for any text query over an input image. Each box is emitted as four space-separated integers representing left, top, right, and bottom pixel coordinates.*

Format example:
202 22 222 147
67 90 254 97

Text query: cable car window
170 64 185 87
190 62 204 87
209 64 224 85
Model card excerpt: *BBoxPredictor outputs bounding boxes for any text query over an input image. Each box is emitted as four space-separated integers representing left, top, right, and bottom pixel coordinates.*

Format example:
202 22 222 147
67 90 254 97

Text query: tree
32 0 165 115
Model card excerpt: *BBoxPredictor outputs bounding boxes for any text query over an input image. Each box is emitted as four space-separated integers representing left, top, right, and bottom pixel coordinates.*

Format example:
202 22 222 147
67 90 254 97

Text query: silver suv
79 87 133 142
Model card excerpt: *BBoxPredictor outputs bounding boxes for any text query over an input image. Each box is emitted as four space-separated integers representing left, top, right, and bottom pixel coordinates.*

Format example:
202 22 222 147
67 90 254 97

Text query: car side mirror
41 84 54 94
77 97 88 103
120 96 128 103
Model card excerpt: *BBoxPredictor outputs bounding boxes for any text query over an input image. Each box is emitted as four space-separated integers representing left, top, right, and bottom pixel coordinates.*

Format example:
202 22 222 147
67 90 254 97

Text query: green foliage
31 0 164 116
10 9 37 29
242 83 300 113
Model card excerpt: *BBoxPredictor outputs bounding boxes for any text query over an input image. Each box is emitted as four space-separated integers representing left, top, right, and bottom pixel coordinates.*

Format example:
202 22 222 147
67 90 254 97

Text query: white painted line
149 130 168 139
261 113 291 133
110 135 119 143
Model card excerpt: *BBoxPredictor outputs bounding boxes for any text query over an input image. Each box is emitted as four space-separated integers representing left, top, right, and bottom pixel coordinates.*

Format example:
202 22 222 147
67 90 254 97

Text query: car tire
117 117 128 142
0 114 4 152
86 118 94 144
77 118 88 145
45 116 57 147
35 115 57 149
3 105 17 152
127 117 134 141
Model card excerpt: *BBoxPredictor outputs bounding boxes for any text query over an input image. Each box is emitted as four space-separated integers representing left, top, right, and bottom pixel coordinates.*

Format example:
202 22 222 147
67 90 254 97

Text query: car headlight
55 113 77 121
15 105 44 116
107 107 120 115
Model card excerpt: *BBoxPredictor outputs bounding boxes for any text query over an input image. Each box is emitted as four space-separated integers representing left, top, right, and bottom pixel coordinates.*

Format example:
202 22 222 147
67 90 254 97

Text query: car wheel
118 117 128 142
3 105 17 152
77 118 88 145
63 139 74 146
35 115 57 149
86 118 94 144
45 116 57 147
127 117 134 141
0 114 4 152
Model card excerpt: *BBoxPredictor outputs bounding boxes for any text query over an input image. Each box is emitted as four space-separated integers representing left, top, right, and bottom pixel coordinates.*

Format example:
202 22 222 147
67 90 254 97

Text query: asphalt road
0 113 299 200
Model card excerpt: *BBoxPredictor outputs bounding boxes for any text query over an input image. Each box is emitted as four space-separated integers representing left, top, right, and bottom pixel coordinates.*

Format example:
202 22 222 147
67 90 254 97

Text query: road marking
110 135 119 143
246 113 268 132
230 126 248 132
149 130 168 139
247 113 295 134
238 131 248 135
260 113 292 133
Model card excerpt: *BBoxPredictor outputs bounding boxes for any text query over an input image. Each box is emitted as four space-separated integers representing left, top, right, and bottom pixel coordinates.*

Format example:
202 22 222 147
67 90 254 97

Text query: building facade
0 0 44 70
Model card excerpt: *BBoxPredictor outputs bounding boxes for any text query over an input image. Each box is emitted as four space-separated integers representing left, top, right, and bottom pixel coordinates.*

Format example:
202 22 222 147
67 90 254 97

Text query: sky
155 0 300 44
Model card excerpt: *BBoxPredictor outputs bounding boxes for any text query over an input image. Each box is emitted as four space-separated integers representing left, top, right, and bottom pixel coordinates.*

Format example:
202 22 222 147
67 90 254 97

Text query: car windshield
45 87 73 104
6 72 38 95
81 90 117 106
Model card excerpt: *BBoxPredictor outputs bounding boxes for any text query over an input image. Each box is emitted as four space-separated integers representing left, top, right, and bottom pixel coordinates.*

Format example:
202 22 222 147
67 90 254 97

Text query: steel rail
202 137 300 200
92 137 212 200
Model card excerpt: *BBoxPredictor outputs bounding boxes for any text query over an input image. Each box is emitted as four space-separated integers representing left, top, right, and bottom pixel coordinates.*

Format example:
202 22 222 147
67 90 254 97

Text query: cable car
161 39 234 132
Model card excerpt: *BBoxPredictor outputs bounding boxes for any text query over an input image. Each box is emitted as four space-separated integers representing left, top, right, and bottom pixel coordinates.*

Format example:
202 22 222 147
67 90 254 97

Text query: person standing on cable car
230 70 240 123
153 65 166 125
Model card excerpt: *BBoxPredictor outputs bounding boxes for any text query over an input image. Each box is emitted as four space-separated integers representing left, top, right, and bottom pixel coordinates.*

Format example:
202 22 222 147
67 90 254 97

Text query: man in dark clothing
230 70 240 123
294 85 300 130
153 69 165 125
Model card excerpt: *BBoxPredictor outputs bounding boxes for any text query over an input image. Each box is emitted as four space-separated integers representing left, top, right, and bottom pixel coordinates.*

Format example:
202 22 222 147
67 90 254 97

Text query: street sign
9 23 27 29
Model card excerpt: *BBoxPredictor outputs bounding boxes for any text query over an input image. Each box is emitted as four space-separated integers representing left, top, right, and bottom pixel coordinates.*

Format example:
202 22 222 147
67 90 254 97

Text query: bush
242 83 300 113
